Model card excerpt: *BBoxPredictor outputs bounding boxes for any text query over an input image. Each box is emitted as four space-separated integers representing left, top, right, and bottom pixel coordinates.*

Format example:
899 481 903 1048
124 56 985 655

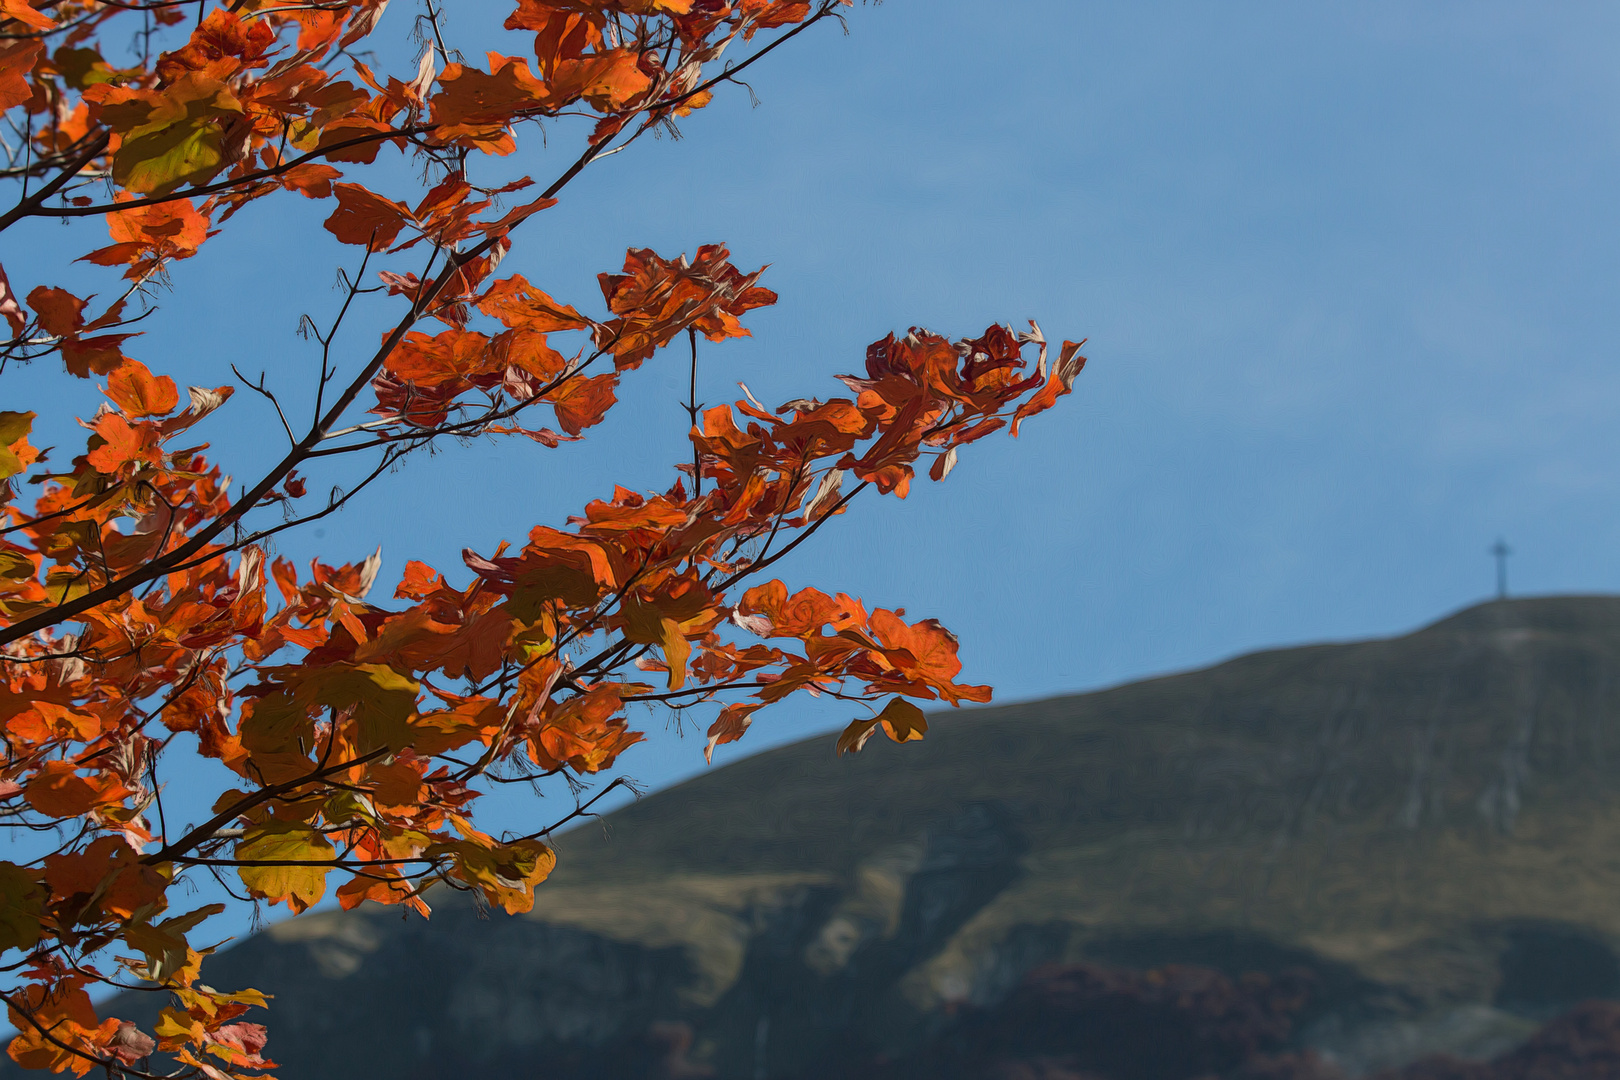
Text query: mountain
90 596 1620 1078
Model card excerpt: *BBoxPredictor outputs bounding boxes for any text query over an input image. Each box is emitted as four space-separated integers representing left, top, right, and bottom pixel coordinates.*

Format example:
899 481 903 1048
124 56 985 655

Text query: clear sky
11 0 1620 828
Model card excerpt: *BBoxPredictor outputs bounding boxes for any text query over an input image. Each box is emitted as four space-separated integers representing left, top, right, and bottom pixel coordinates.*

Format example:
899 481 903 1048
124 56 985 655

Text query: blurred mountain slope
91 596 1620 1078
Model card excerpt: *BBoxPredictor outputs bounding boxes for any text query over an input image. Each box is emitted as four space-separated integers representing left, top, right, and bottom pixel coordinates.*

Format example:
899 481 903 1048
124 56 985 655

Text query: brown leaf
107 1020 156 1064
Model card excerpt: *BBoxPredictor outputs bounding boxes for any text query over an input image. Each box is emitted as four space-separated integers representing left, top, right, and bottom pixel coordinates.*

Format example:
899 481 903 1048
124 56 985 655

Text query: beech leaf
235 821 337 914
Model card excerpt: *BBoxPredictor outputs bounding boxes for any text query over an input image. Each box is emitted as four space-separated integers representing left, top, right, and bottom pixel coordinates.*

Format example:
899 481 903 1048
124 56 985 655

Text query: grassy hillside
537 597 1620 1012
69 596 1620 1079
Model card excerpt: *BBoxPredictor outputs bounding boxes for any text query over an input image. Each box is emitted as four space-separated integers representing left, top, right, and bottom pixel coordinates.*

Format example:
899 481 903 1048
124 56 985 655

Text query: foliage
0 0 1085 1074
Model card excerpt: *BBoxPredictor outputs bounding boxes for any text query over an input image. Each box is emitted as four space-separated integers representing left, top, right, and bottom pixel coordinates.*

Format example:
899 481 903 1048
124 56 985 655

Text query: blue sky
11 1 1620 828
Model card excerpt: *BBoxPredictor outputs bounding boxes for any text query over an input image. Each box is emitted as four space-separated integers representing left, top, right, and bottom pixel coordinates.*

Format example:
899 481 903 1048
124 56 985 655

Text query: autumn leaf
836 698 925 756
430 54 548 151
43 837 165 919
324 183 415 250
234 821 337 914
876 696 927 741
105 1022 155 1067
5 981 110 1075
1011 339 1087 436
86 412 162 474
478 274 591 332
90 73 245 195
300 663 421 753
836 715 879 756
549 371 618 435
742 0 811 34
278 163 343 199
24 761 130 817
869 609 992 705
0 863 45 953
549 48 653 112
0 261 23 338
0 0 52 32
106 359 179 417
0 411 36 481
84 198 212 278
429 827 554 914
123 903 224 984
705 702 761 763
26 286 86 339
659 616 692 690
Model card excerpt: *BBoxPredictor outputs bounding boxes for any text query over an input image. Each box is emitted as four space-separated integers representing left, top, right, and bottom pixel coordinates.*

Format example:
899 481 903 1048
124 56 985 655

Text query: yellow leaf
300 664 420 754
154 1005 204 1046
123 903 224 984
100 74 243 195
659 616 690 691
428 832 554 914
235 821 335 914
0 410 34 481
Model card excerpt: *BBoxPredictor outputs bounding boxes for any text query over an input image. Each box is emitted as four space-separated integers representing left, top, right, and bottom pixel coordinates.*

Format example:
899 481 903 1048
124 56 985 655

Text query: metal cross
1490 538 1512 600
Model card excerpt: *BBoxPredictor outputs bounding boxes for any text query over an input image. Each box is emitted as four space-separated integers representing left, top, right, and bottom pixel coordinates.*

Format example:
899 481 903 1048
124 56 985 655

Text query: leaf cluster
0 0 1086 1075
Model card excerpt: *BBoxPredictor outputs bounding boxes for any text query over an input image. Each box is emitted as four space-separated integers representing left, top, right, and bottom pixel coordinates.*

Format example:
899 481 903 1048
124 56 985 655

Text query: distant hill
86 597 1620 1078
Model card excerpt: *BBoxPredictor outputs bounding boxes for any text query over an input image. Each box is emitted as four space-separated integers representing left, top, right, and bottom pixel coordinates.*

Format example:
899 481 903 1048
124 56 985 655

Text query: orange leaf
660 616 691 691
869 609 992 705
0 40 42 113
84 197 212 276
548 371 618 435
548 48 652 112
1011 339 1087 436
478 274 590 332
86 413 162 473
24 761 130 817
429 54 548 150
105 359 179 417
278 163 342 199
739 580 866 640
323 183 414 250
6 981 110 1075
0 0 53 31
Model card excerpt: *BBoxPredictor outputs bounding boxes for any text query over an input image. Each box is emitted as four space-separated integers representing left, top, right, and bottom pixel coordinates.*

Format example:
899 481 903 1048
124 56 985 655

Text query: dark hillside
75 596 1620 1078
